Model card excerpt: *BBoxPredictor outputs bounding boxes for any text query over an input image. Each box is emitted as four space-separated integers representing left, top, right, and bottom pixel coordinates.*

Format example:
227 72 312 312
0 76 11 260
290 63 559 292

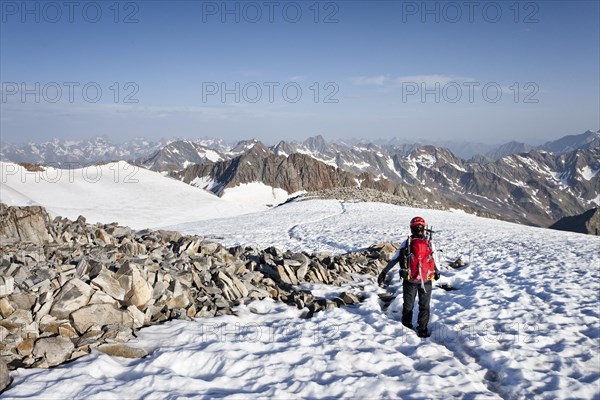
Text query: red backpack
407 237 435 282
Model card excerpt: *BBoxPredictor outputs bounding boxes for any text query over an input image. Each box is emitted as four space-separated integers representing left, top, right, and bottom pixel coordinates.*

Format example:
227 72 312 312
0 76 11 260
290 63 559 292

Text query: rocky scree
0 204 396 384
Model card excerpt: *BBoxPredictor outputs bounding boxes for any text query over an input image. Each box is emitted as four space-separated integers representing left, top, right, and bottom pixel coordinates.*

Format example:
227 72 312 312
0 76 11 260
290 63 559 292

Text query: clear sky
1 0 599 144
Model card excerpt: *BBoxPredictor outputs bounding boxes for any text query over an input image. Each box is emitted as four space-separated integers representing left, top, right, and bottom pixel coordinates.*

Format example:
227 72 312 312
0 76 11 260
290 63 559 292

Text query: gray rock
75 258 91 278
165 281 190 309
97 343 148 359
119 242 146 256
155 230 182 243
116 263 153 309
88 290 119 306
108 226 133 238
9 293 37 311
50 279 94 319
5 309 33 325
33 336 75 367
296 263 309 282
341 292 360 305
70 303 133 335
0 360 11 393
0 276 14 297
276 265 294 285
94 229 114 245
127 305 145 329
91 270 126 301
0 298 15 318
0 204 52 245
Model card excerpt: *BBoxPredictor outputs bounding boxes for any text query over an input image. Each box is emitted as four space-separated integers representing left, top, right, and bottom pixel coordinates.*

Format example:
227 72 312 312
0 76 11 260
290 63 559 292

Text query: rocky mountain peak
303 135 329 153
540 129 600 154
230 139 262 155
243 141 271 157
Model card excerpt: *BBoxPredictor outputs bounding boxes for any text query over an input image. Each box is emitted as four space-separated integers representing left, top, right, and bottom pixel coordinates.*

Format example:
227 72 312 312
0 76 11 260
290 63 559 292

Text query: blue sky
1 0 598 144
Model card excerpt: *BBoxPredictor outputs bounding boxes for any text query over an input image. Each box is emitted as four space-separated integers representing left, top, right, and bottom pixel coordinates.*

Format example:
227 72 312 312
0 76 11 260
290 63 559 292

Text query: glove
377 272 386 285
434 270 440 281
399 268 409 280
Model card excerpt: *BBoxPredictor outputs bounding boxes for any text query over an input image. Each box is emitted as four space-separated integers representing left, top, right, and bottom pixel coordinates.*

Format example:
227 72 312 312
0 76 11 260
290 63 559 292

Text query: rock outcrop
549 208 600 235
0 204 52 245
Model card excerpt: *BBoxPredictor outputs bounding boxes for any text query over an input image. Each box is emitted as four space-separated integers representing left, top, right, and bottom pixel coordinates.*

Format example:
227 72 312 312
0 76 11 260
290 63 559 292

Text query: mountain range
0 136 230 167
1 130 599 231
166 135 599 228
3 130 598 167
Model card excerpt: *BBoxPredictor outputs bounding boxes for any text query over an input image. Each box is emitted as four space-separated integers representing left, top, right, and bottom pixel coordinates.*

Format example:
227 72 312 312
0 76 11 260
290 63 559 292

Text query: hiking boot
402 322 413 330
417 327 430 338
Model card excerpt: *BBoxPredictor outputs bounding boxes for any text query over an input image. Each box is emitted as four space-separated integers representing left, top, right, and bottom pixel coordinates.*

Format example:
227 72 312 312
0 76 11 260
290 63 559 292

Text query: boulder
155 230 182 243
94 229 115 245
50 279 94 319
16 338 35 356
116 263 153 309
127 305 145 329
33 336 75 367
97 343 148 359
275 265 294 285
0 204 52 245
4 309 33 325
91 270 126 301
0 360 10 393
0 276 14 298
165 281 190 309
0 298 15 318
70 303 133 335
8 293 37 311
341 292 360 305
88 290 119 306
119 242 146 256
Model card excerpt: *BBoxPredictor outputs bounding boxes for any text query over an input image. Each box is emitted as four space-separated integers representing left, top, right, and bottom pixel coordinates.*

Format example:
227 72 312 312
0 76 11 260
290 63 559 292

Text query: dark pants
402 280 432 331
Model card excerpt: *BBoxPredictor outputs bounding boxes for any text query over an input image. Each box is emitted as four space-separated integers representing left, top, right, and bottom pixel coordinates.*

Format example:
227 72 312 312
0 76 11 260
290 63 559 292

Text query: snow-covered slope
220 182 299 208
0 161 260 229
3 200 599 399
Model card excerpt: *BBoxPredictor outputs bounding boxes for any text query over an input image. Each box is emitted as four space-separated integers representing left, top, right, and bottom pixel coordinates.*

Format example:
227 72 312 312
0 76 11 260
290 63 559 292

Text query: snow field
0 162 261 229
3 199 599 398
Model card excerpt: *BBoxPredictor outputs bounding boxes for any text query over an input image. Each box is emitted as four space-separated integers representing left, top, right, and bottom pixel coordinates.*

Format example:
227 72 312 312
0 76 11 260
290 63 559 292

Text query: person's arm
398 243 410 280
377 242 405 285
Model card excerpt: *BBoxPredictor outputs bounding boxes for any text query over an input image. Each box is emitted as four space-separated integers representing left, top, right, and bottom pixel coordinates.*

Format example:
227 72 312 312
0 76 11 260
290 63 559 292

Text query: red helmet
410 216 426 228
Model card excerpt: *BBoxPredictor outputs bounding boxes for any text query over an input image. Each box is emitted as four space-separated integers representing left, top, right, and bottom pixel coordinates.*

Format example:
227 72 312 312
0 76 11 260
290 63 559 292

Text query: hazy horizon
1 128 598 148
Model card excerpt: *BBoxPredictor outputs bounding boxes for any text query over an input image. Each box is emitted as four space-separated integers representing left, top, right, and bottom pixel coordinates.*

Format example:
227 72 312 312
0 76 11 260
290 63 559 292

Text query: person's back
378 216 440 337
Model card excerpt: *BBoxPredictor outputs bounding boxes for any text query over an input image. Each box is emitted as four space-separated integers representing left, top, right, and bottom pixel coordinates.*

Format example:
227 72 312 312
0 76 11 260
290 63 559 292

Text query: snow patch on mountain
344 160 371 169
550 171 571 187
295 149 338 167
411 152 436 168
588 194 600 206
221 182 291 208
578 166 599 181
385 157 403 178
190 176 220 191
